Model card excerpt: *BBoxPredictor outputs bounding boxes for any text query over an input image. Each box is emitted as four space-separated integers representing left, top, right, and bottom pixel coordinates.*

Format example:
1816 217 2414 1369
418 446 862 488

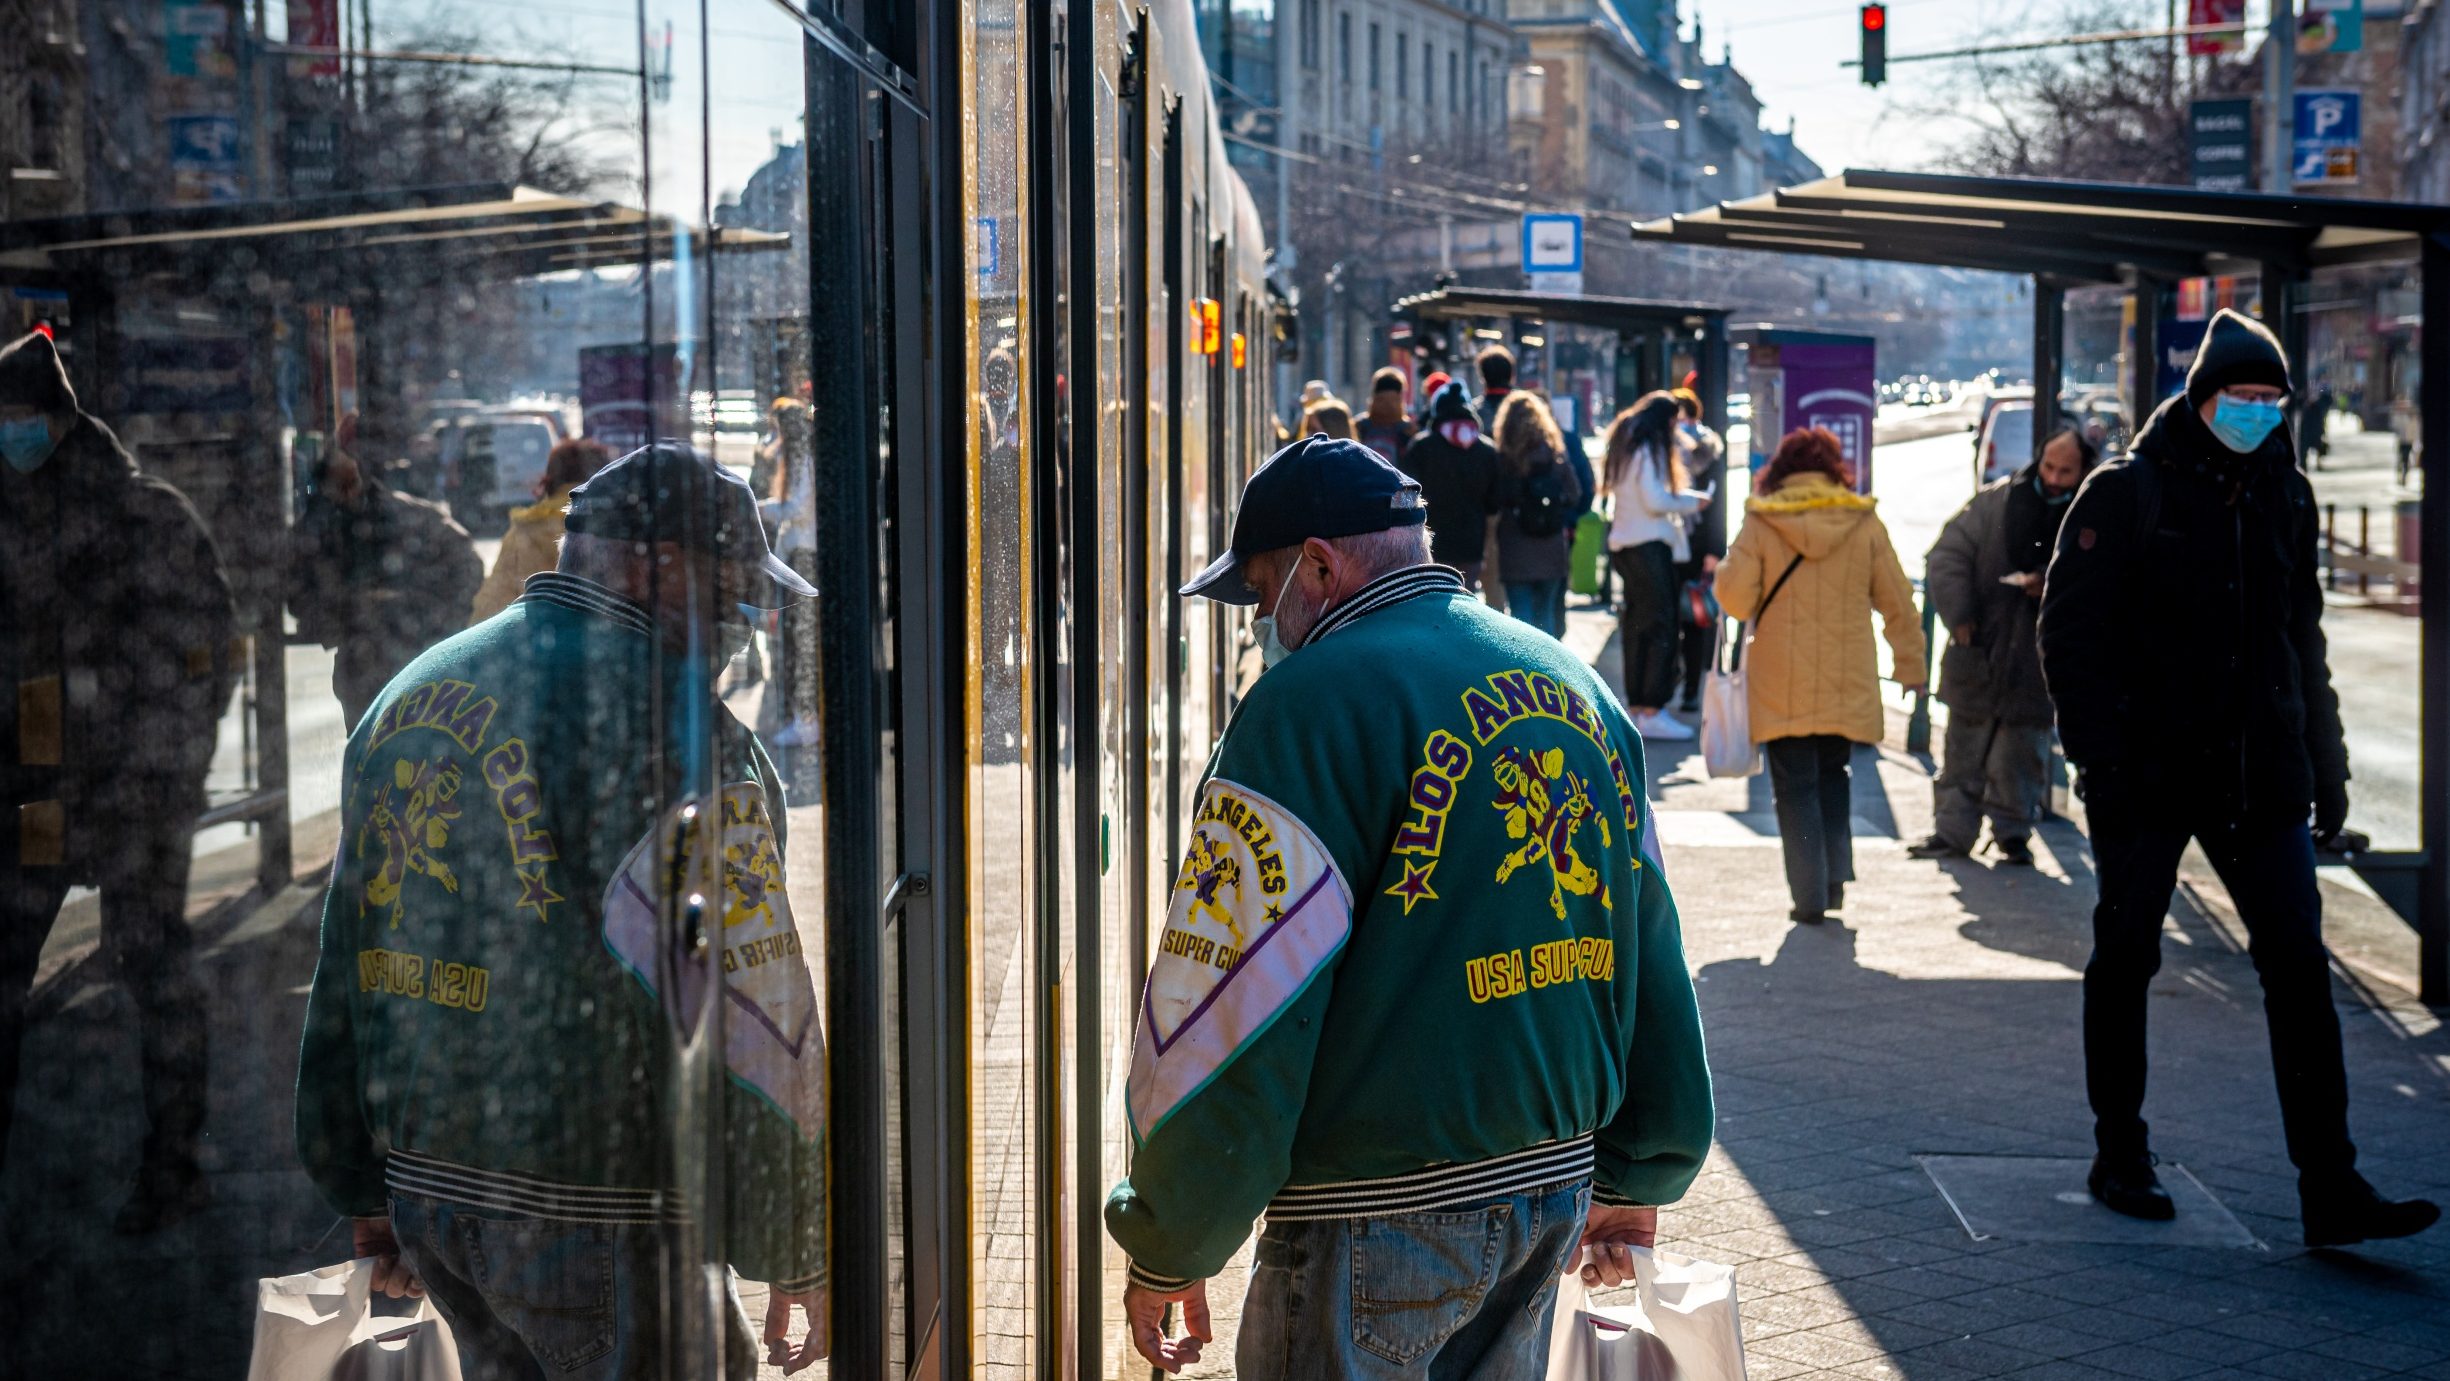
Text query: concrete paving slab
1917 1155 2259 1249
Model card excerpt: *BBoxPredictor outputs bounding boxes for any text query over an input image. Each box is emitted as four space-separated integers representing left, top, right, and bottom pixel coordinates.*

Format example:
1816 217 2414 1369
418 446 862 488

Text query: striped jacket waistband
1264 1135 1596 1223
385 1148 683 1226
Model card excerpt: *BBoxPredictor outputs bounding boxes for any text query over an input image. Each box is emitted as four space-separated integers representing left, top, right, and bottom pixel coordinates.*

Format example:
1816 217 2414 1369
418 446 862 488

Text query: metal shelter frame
1634 168 2450 1003
1390 286 1732 435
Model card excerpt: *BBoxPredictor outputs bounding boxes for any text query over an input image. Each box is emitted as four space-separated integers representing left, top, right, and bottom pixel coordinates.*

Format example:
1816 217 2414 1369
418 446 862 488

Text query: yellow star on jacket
1384 858 1439 914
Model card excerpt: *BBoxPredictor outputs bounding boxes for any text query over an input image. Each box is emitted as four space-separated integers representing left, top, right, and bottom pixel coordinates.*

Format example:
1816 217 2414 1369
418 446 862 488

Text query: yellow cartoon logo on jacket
1178 831 1250 947
1489 745 1611 919
359 757 465 928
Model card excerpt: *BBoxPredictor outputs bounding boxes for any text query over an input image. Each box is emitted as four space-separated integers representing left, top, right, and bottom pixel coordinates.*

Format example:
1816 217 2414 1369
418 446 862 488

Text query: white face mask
1253 566 1314 670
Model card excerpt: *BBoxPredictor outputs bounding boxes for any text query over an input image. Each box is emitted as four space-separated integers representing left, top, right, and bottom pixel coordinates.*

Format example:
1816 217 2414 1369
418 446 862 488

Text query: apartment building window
1300 0 1321 70
1449 51 1459 114
1423 42 1434 111
1368 21 1381 91
1339 11 1352 83
1397 33 1409 102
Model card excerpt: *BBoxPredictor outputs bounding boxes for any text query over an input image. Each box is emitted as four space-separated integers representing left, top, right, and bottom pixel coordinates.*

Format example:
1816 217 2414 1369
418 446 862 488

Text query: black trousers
2082 788 2355 1184
1765 735 1856 917
0 813 208 1172
1611 542 1680 710
1673 553 1714 708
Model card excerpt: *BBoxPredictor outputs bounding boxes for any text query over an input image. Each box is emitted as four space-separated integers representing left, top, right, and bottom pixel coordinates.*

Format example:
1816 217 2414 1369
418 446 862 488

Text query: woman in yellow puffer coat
1714 427 1927 925
468 438 612 625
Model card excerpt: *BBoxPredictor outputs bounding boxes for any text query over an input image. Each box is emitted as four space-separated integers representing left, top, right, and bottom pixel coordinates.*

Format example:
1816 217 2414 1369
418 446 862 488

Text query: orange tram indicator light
1190 298 1222 356
1230 331 1247 368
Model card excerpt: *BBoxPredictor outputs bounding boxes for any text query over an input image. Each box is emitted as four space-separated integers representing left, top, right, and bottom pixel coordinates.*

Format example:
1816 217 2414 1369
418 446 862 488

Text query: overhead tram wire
1839 19 2250 69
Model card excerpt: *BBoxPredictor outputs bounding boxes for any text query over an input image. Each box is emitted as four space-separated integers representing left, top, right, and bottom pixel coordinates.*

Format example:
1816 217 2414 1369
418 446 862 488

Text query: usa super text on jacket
1463 937 1615 1005
356 947 491 1013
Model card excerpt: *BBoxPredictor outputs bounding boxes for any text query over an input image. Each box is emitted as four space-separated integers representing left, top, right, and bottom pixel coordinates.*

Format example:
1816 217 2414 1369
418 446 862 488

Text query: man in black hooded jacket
2040 308 2437 1247
1 328 236 1231
1398 380 1504 589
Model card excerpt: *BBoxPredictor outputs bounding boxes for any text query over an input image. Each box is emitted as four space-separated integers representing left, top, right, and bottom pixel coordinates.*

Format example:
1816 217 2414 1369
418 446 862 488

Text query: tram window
0 0 848 1373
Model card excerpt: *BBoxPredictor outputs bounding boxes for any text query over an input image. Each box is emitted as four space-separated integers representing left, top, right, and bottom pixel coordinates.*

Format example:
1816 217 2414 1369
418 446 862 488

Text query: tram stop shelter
1390 286 1731 433
0 183 784 897
1633 168 2450 1002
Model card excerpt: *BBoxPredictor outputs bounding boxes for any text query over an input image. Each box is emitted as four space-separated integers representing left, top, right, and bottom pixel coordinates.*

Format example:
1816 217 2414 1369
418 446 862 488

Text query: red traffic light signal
1862 2 1885 29
1860 3 1888 86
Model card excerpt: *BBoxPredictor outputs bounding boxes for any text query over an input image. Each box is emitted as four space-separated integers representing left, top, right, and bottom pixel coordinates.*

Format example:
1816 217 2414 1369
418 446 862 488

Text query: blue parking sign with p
2293 90 2359 185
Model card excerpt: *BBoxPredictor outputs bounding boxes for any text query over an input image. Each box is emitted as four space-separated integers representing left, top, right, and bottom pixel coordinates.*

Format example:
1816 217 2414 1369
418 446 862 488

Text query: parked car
434 407 571 522
1976 399 2034 486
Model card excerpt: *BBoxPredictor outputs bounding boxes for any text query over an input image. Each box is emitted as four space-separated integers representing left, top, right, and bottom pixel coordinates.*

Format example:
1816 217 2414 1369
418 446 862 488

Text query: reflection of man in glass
0 328 235 1233
297 443 830 1375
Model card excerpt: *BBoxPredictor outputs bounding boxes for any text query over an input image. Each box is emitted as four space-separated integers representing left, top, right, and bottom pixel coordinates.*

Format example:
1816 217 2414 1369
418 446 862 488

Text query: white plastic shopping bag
1700 620 1759 780
245 1259 463 1381
1548 1247 1749 1381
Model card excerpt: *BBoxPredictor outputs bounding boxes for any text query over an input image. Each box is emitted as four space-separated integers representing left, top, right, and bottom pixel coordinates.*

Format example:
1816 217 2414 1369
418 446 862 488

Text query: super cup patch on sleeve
604 783 824 1142
1127 779 1350 1142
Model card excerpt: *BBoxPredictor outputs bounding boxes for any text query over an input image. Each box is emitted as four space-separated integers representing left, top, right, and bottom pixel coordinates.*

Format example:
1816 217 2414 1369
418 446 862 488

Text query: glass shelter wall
1 3 857 1376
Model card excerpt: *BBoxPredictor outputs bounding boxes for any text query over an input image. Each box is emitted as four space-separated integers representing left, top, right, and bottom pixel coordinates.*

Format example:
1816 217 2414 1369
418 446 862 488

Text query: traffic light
1859 3 1887 87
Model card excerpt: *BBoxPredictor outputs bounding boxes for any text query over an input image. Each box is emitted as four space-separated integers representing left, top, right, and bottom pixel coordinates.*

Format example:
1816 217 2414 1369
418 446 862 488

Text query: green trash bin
1568 511 1610 597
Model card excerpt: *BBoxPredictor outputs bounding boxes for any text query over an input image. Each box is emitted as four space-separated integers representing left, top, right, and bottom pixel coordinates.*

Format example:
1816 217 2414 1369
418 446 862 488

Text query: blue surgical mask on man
0 416 57 473
2208 393 2286 454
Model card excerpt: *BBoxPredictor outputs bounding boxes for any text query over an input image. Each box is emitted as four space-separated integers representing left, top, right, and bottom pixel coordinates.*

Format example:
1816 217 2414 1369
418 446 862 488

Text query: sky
1699 0 2282 177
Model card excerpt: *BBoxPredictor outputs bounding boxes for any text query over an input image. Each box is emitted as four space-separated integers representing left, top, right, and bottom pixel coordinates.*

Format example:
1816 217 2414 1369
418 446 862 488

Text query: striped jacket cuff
1127 1261 1198 1294
1592 1187 1649 1208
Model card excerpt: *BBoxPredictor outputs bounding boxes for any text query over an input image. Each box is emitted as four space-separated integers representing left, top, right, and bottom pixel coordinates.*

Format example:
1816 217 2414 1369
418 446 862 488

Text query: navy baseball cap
562 441 818 608
1180 434 1427 605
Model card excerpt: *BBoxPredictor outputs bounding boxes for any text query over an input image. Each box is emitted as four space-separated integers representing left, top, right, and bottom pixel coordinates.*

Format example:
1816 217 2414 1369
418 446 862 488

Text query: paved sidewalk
1569 603 2450 1381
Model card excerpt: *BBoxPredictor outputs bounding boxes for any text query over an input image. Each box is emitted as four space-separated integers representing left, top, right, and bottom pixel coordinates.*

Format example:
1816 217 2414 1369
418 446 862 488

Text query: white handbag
1701 553 1804 780
1700 618 1758 780
1548 1247 1750 1381
245 1259 463 1381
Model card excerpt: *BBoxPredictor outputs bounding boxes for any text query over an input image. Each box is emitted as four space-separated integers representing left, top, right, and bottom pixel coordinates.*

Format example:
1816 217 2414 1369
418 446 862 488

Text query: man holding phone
1911 416 2098 866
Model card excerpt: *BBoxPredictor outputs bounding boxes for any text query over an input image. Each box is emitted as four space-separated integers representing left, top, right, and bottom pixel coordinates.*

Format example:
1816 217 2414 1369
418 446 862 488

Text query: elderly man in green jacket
297 443 828 1378
1106 435 1716 1378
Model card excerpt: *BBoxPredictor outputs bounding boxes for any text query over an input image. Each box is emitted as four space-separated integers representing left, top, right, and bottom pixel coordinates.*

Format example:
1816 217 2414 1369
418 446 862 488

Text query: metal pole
2419 230 2449 1005
2129 275 2166 422
2266 0 2295 194
2033 277 2065 460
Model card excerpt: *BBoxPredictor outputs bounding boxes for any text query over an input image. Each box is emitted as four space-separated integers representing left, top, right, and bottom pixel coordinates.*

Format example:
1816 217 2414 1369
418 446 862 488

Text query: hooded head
0 329 79 474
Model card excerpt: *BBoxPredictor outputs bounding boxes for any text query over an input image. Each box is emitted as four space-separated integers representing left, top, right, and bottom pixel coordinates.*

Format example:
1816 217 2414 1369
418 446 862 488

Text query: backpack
1514 459 1572 538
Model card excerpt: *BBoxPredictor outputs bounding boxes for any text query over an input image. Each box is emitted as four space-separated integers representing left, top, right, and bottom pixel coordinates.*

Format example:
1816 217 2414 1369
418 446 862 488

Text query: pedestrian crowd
0 306 2436 1381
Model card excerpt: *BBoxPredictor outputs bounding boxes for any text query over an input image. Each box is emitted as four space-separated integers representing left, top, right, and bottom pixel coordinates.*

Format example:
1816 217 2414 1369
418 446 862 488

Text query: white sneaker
1636 711 1696 741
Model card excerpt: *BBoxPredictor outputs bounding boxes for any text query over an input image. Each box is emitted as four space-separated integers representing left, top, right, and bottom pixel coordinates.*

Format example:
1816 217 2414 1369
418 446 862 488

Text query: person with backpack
1714 427 1925 926
1604 392 1712 740
1489 391 1584 638
1398 380 1506 591
1355 367 1413 464
1670 389 1729 712
2039 308 2437 1245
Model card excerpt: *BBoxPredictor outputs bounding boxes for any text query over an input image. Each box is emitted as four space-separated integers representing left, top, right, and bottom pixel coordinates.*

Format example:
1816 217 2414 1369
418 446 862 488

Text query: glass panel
964 0 1038 1375
2 6 834 1376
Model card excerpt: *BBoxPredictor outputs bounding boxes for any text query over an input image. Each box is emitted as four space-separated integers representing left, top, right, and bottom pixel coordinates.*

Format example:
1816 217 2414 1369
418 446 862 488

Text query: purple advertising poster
579 343 680 454
1778 340 1879 492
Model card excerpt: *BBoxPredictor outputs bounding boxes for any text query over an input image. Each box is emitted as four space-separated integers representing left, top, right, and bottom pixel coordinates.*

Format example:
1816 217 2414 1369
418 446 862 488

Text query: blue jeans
388 1191 759 1381
1237 1178 1590 1381
1504 579 1567 638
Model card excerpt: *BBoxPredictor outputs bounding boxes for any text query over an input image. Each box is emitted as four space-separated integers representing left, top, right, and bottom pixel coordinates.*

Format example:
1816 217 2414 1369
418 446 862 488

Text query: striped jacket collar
518 572 657 639
1308 563 1468 645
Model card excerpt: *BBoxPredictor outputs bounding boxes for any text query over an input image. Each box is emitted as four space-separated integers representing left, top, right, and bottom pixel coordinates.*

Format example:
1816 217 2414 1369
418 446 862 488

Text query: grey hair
1247 523 1435 589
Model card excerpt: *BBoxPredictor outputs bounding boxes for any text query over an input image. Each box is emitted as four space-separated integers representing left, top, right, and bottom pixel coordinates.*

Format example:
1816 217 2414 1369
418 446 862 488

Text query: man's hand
1578 1204 1658 1289
1700 554 1720 575
353 1215 424 1300
763 1286 829 1373
1952 622 1977 646
1123 1279 1211 1374
2016 571 2045 599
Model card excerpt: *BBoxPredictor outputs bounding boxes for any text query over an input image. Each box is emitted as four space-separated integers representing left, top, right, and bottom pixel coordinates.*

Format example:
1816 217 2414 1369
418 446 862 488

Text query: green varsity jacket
1105 566 1714 1289
295 573 826 1291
